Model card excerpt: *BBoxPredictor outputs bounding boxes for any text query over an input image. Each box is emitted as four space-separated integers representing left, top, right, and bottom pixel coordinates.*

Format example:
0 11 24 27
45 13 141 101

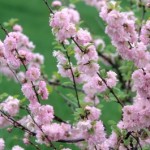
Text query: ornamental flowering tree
0 0 150 150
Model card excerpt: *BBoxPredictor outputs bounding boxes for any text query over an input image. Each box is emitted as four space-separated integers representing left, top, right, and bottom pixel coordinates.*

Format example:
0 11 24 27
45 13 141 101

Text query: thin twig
130 133 142 150
0 23 8 35
5 59 22 86
98 52 126 89
97 72 124 107
62 43 81 108
58 138 84 143
138 1 146 37
29 141 42 150
26 108 57 150
71 37 84 53
15 49 40 103
42 0 54 14
48 81 84 93
0 110 35 136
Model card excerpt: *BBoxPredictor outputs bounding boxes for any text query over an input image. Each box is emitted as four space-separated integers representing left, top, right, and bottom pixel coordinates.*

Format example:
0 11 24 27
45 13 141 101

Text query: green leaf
74 108 85 121
0 93 8 101
3 18 18 27
108 120 116 126
111 125 121 136
123 137 130 146
47 85 53 94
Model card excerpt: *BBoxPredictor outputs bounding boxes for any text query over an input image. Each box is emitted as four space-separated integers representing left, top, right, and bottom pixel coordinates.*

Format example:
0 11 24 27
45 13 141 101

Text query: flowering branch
0 110 35 136
0 0 150 149
97 72 124 107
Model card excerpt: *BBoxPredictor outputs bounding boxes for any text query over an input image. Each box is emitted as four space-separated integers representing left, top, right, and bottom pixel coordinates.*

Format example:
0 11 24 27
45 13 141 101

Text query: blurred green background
0 0 122 149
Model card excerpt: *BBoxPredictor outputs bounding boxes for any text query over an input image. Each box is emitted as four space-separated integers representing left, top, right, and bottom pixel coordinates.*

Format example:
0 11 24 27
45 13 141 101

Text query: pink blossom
94 38 105 51
17 72 26 83
18 50 33 65
21 83 37 103
84 0 106 10
52 0 62 7
1 96 20 116
13 24 23 32
32 104 54 125
53 50 67 64
78 62 100 77
33 53 44 65
83 75 106 97
122 105 140 131
57 64 72 78
0 67 15 79
41 123 65 141
85 106 101 121
106 71 118 88
19 115 35 132
75 44 98 64
84 96 99 104
4 36 17 52
50 8 80 41
77 120 92 132
55 23 76 41
50 10 70 28
132 42 150 68
5 51 21 69
0 138 5 150
87 121 106 149
0 115 10 128
67 8 80 24
23 138 29 145
0 40 4 56
38 81 49 100
106 132 118 149
97 141 109 150
75 29 92 45
12 145 24 150
140 20 150 45
69 67 85 83
132 66 150 99
26 67 41 81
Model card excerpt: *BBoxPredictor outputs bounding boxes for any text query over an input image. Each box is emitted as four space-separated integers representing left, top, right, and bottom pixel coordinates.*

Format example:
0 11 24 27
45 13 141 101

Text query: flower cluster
50 7 80 42
51 6 118 105
0 96 20 128
1 0 150 149
140 20 150 45
0 24 48 104
84 0 150 149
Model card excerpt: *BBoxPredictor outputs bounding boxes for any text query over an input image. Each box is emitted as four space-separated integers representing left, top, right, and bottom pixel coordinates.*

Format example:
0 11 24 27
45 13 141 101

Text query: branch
97 72 124 107
48 81 84 93
0 23 8 35
62 43 81 108
42 0 54 14
98 52 126 89
0 110 35 136
29 141 42 150
15 49 41 103
54 115 68 124
58 138 84 143
25 108 57 149
71 37 84 53
138 1 146 37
